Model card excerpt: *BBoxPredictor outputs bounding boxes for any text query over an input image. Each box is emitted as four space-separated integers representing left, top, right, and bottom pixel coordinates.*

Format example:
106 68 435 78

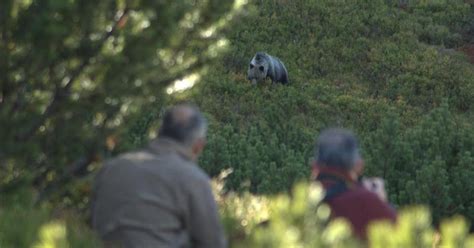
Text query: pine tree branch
16 8 130 142
35 150 97 203
153 58 209 87
34 104 120 202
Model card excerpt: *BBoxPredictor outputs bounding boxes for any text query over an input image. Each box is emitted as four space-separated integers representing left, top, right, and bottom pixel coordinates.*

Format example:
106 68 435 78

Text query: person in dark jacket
311 128 397 240
91 104 227 248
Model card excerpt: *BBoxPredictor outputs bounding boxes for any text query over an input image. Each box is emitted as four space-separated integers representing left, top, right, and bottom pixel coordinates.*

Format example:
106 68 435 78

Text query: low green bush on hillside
164 0 474 225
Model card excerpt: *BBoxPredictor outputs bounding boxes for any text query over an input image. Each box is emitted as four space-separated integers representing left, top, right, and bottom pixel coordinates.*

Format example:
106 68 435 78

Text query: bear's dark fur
247 52 289 85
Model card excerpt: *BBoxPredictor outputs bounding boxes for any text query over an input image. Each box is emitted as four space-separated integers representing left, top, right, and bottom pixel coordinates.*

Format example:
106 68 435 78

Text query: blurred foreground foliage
2 179 474 247
0 188 101 247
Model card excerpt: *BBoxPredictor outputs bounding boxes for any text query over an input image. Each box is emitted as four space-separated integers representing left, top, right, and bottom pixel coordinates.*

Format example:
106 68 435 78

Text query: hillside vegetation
175 0 474 225
1 0 474 247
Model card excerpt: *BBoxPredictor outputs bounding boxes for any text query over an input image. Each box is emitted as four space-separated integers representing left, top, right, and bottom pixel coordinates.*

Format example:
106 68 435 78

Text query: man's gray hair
158 104 207 146
314 128 361 169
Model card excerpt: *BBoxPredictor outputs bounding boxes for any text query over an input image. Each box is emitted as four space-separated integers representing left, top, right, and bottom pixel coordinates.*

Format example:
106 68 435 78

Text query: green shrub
363 102 474 225
213 175 474 247
0 188 100 248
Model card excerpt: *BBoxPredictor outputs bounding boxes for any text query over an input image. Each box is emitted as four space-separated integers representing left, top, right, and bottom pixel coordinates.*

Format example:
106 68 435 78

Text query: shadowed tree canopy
0 0 239 201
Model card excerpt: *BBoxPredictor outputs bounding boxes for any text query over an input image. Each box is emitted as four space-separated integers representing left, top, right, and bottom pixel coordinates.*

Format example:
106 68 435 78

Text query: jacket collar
315 166 358 185
147 137 194 161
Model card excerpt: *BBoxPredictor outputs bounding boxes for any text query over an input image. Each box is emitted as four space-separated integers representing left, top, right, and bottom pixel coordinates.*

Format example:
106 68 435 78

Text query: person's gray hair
314 128 361 169
158 104 207 146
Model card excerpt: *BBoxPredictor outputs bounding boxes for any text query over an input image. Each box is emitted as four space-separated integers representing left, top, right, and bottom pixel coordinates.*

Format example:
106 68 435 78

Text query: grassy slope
172 0 474 222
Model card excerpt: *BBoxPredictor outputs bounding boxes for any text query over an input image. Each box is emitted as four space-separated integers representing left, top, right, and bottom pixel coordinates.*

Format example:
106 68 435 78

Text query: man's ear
310 160 319 180
192 138 206 158
353 158 365 176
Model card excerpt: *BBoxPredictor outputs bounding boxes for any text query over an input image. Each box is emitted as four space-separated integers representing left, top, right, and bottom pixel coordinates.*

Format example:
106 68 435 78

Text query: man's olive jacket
91 138 226 248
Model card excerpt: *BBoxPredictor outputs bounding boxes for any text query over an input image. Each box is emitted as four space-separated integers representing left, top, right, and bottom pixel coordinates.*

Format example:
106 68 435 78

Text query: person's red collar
314 166 357 184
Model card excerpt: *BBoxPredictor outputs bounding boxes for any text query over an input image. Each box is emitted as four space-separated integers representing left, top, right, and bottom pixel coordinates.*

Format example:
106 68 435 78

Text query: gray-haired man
91 104 226 248
311 128 397 240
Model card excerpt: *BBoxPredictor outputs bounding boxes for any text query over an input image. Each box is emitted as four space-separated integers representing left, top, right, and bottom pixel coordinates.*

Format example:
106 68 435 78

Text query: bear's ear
259 65 264 71
249 64 254 69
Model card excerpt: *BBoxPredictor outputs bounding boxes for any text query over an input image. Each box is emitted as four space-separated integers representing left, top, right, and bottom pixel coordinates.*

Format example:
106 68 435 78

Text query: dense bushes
363 102 474 224
97 0 474 237
217 0 474 111
167 0 474 226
